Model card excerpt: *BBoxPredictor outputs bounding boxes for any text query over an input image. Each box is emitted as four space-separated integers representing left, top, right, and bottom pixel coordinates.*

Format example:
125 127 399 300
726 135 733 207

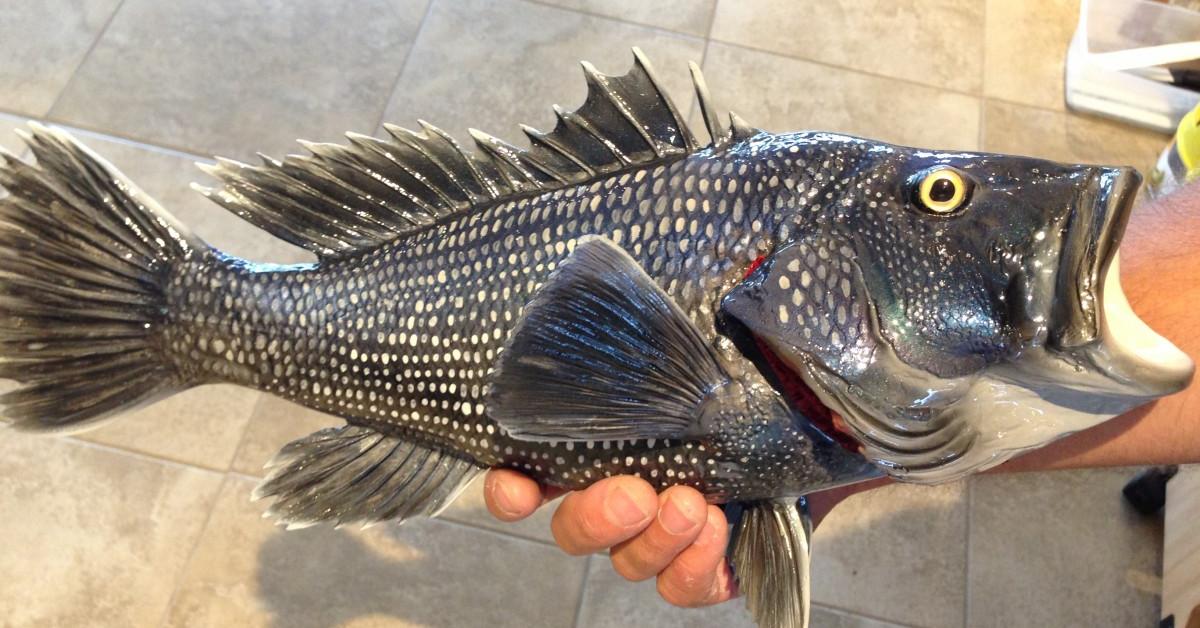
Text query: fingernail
659 495 703 535
490 479 520 517
605 486 651 527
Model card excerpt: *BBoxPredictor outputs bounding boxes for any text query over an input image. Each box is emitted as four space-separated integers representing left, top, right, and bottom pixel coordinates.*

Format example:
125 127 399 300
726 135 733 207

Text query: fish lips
1048 166 1193 398
1050 166 1135 349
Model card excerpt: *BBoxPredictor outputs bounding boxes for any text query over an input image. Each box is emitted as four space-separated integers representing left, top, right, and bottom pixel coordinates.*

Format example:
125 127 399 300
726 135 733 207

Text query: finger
657 505 738 608
550 476 657 556
484 468 545 522
610 486 708 581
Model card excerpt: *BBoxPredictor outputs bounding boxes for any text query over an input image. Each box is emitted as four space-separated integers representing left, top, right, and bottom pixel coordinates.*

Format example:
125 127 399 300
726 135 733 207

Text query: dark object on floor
1124 465 1179 515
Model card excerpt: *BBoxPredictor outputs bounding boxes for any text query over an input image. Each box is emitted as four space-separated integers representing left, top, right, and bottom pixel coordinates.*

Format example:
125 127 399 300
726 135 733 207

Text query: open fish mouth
1050 167 1134 349
1053 167 1193 397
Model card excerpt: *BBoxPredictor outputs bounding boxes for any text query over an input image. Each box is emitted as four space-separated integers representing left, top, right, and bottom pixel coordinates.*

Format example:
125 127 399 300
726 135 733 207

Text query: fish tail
0 123 205 432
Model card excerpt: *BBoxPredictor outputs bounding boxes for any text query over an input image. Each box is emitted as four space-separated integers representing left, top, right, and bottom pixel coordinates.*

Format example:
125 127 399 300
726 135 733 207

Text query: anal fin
727 499 813 628
254 424 482 528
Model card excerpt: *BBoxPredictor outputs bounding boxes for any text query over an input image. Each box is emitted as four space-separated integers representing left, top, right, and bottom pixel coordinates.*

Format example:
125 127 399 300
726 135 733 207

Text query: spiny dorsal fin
689 62 760 149
197 47 699 261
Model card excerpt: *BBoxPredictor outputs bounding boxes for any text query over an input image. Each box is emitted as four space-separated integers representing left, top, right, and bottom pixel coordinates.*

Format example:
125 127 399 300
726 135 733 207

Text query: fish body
1 51 1192 628
165 131 877 504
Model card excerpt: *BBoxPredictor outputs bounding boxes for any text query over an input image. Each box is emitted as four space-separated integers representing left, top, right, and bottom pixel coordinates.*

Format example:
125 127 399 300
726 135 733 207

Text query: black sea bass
0 50 1191 628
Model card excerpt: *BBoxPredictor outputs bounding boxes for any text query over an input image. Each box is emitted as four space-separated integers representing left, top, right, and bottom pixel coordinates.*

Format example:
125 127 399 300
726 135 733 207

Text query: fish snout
1051 166 1192 397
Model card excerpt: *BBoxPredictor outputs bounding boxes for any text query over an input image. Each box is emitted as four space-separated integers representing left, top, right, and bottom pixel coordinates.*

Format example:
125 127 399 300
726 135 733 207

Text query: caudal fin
0 123 203 432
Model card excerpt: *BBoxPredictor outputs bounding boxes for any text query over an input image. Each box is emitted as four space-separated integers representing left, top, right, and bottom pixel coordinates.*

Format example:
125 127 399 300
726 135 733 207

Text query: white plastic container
1066 0 1200 132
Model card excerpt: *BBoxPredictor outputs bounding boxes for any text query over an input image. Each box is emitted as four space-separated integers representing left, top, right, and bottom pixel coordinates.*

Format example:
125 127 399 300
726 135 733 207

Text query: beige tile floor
0 0 1180 626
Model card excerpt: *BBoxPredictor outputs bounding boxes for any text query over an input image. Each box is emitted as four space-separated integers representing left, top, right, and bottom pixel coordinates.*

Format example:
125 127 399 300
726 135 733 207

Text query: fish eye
914 167 970 214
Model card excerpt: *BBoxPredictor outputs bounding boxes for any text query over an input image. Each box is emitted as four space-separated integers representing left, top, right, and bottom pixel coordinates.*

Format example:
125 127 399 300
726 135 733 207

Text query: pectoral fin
727 498 813 628
486 235 731 441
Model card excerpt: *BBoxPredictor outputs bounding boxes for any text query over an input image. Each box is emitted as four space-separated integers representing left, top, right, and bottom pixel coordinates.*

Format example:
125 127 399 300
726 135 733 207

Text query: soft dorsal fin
196 48 700 260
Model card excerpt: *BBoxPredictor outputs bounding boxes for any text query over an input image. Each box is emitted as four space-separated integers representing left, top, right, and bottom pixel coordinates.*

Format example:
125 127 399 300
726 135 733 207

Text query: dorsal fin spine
307 142 446 220
580 61 661 158
730 111 757 141
690 62 731 149
292 146 441 225
199 49 728 261
384 123 480 205
633 47 698 153
521 124 595 178
351 131 461 212
557 105 632 166
275 158 401 237
343 132 459 212
468 129 553 187
411 121 501 201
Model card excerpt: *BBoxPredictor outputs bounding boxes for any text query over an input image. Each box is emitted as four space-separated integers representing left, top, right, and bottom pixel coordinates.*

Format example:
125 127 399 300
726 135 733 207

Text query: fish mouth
1050 167 1136 349
1052 167 1193 396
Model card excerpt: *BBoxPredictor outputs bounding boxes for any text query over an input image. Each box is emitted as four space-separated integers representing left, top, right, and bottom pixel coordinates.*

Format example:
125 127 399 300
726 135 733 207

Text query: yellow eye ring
916 167 969 214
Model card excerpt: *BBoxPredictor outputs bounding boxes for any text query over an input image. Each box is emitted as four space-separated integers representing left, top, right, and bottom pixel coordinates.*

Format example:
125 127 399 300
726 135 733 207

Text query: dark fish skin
2 52 1190 628
163 131 876 503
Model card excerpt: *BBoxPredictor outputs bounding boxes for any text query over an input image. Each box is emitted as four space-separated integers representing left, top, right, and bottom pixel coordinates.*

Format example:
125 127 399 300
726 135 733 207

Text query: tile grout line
5 7 1100 165
0 108 216 162
570 554 593 628
811 601 926 628
419 512 563 547
225 392 274 479
61 435 225 475
520 0 709 41
705 0 720 40
41 0 128 120
519 0 984 108
707 37 985 102
154 473 230 628
38 116 223 160
371 0 438 132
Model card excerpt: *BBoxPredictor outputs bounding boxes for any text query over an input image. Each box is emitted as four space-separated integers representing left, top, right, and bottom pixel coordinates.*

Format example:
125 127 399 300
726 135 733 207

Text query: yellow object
917 167 968 213
1176 105 1200 178
1148 104 1200 199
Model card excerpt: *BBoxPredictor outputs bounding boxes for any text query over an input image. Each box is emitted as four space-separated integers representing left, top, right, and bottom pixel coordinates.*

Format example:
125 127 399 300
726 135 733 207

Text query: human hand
483 469 885 608
484 469 737 607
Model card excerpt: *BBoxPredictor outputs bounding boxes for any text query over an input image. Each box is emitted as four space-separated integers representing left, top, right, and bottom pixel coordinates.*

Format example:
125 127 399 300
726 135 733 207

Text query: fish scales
162 134 854 502
2 50 1191 628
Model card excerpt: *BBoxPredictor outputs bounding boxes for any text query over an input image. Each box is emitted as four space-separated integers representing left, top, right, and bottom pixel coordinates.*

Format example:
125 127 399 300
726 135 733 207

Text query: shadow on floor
256 525 436 628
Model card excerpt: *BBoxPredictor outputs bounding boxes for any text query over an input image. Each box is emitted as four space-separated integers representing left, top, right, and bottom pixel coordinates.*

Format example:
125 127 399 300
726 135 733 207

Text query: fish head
721 134 1194 482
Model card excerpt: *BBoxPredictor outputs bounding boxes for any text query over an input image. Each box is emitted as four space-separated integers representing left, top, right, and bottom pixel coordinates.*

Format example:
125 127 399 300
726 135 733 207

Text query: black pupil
929 177 956 203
